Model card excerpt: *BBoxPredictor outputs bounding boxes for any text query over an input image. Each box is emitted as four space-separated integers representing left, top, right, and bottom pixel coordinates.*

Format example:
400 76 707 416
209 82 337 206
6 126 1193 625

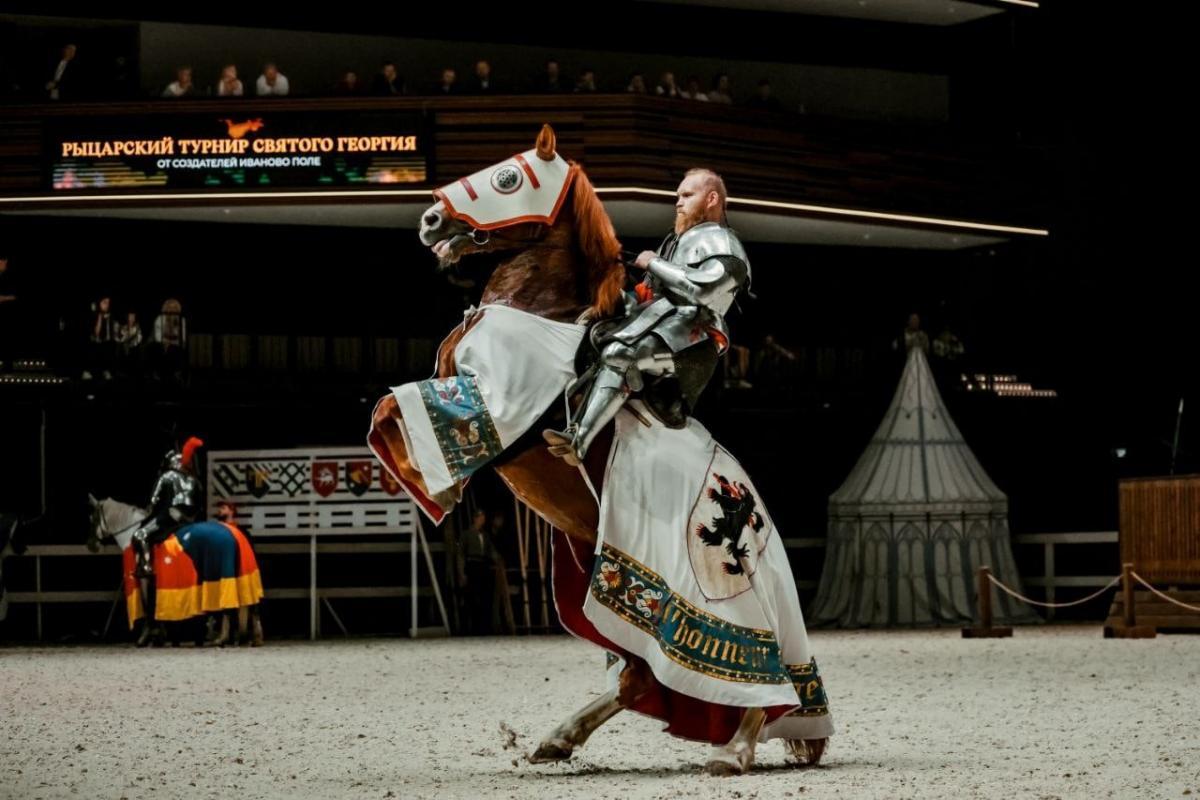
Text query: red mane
568 165 624 318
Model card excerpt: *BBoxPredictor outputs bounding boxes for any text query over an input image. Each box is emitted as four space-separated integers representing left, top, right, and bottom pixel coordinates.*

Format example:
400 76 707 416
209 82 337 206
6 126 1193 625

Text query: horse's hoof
703 753 746 777
785 737 827 767
528 740 573 763
704 742 754 777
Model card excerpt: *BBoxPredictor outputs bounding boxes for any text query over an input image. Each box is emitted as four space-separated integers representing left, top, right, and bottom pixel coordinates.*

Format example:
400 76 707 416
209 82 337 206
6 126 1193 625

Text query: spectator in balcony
117 310 144 376
45 43 79 101
434 67 459 95
370 62 404 96
746 78 781 112
681 75 708 102
256 62 290 97
655 71 681 99
152 298 188 383
709 73 733 105
573 68 597 93
466 60 496 94
162 66 195 98
538 59 565 93
626 72 647 95
333 70 362 96
216 64 243 97
85 296 117 381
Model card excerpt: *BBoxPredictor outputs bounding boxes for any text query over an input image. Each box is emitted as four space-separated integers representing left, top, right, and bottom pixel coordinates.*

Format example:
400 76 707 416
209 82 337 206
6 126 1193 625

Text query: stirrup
542 428 582 467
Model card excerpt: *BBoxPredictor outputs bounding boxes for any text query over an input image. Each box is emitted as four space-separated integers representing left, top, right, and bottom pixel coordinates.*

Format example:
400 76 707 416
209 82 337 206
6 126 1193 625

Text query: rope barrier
1130 572 1200 613
986 572 1122 609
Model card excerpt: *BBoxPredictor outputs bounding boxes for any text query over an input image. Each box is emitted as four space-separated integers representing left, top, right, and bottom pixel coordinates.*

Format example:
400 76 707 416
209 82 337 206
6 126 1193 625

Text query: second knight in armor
130 436 204 576
544 169 749 465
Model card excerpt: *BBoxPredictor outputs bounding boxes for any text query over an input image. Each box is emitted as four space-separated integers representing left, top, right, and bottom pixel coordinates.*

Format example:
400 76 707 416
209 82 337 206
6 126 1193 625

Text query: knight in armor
543 168 750 465
130 436 204 577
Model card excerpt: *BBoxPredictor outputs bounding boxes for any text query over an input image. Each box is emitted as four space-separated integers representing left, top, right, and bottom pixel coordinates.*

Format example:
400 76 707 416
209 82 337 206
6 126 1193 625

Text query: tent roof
829 346 1006 516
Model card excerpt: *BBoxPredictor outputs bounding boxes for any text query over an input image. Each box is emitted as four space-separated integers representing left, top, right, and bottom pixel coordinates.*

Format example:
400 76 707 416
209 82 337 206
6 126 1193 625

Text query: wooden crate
1118 476 1200 584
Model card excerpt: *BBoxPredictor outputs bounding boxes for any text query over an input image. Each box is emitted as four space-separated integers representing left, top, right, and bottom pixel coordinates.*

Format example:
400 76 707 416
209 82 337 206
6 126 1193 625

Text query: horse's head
87 494 146 552
419 124 624 317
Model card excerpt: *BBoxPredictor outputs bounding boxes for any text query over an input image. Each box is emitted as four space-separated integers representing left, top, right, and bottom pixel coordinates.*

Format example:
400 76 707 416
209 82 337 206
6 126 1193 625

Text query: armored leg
130 520 159 578
544 337 681 465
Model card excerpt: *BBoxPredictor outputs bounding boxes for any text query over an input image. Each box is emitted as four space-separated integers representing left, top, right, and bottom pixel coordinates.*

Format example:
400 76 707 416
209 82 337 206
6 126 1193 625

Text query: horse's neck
105 500 148 532
481 247 591 323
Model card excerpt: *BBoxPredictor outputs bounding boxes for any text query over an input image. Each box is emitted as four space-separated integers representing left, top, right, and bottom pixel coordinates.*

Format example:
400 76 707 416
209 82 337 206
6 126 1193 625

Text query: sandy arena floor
1 626 1197 800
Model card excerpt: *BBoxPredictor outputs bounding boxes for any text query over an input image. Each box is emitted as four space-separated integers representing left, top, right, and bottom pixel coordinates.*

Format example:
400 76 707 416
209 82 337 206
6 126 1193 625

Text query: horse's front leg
204 611 231 647
134 577 160 647
528 654 654 763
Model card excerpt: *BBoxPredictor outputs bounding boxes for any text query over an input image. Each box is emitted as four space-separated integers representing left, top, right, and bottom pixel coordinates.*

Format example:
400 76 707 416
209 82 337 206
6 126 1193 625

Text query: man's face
908 314 920 330
674 173 717 235
383 64 396 81
98 297 111 313
265 65 278 80
547 62 559 78
473 511 486 530
443 69 456 85
0 258 8 274
179 68 192 83
476 61 490 79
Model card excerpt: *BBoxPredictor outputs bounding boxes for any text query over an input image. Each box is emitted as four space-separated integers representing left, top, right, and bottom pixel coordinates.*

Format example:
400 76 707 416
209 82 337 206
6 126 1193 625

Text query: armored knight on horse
543 167 750 465
369 125 832 775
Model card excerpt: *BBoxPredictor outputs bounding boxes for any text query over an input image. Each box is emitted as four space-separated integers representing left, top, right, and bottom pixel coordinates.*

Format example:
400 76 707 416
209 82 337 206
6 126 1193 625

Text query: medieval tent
808 346 1035 627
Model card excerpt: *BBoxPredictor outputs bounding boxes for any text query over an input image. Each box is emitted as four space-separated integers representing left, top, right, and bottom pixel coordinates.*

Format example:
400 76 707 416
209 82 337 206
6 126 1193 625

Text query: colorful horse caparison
89 496 264 646
368 125 828 775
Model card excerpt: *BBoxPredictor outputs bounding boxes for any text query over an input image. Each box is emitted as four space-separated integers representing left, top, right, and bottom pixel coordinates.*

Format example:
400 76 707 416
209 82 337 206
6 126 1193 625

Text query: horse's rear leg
250 606 264 646
528 688 622 763
528 655 653 763
704 707 768 776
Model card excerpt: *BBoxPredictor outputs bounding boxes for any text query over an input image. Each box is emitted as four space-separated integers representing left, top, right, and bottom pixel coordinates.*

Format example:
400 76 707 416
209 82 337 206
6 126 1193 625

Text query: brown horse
370 125 825 775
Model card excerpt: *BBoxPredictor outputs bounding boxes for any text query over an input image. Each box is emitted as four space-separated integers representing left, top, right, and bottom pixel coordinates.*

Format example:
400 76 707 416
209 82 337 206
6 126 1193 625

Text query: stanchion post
1105 562 1157 639
963 565 1013 639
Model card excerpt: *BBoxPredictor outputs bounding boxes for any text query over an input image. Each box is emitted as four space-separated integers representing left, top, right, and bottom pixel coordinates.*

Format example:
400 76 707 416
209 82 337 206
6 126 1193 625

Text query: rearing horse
369 125 827 775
